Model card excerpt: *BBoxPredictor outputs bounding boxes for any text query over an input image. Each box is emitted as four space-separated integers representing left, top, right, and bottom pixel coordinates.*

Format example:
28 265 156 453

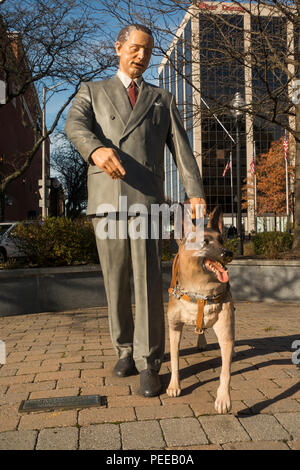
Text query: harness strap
168 253 228 335
168 252 179 294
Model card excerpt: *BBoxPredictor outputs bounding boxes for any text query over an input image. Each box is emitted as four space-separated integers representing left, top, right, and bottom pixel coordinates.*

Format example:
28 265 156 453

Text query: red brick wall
0 69 50 221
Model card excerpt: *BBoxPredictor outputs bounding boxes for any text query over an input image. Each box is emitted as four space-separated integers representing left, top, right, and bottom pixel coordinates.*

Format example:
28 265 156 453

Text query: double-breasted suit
65 74 205 372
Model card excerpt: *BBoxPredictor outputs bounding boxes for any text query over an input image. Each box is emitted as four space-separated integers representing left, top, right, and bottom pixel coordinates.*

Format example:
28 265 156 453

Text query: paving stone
18 410 77 430
60 362 106 371
166 444 222 450
244 398 300 414
7 381 56 394
0 392 30 406
80 369 112 379
0 404 21 432
238 414 291 441
198 415 251 444
160 418 208 447
287 439 300 450
107 395 161 408
121 421 165 449
0 367 18 377
16 364 59 375
274 412 300 439
29 387 79 400
135 404 193 421
222 440 290 450
0 430 37 450
36 427 79 450
56 377 104 389
34 370 79 382
79 423 121 450
78 406 136 426
0 374 35 385
160 390 213 406
190 400 251 417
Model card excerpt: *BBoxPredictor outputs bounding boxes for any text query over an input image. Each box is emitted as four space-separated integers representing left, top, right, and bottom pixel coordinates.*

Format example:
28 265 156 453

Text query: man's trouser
92 215 165 372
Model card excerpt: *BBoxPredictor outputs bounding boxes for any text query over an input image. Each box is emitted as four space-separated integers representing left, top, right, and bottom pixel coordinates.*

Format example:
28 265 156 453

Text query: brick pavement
0 301 299 450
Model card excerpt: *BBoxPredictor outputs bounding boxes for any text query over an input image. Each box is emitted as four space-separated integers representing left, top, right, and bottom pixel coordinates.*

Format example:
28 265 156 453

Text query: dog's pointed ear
207 206 223 234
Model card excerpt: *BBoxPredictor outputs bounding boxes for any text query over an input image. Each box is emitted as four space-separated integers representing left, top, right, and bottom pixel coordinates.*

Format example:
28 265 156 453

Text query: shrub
161 237 176 261
224 236 239 257
13 217 98 267
252 231 293 259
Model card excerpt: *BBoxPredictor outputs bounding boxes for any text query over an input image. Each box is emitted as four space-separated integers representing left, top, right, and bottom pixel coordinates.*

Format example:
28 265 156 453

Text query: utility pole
39 80 72 217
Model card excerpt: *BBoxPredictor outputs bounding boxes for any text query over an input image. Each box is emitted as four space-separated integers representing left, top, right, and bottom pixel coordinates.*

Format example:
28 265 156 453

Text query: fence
223 214 289 234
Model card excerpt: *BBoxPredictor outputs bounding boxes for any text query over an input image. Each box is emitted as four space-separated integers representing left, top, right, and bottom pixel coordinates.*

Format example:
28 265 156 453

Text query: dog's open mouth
203 258 229 283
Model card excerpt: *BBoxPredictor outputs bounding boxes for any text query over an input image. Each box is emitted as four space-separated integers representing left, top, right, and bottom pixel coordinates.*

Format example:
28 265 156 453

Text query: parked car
0 222 19 262
0 221 39 263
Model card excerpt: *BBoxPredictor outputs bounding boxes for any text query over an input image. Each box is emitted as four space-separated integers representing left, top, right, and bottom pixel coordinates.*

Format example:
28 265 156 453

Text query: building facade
0 27 50 222
159 1 293 231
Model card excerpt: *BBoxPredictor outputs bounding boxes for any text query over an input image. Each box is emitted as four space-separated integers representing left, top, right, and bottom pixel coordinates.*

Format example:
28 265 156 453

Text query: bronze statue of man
65 24 206 397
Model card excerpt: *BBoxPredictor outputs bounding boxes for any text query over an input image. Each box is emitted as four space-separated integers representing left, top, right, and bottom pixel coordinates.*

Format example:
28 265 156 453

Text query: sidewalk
0 301 299 450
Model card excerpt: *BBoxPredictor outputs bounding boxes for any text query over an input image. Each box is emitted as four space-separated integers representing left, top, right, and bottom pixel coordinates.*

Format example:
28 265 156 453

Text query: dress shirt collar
117 69 143 89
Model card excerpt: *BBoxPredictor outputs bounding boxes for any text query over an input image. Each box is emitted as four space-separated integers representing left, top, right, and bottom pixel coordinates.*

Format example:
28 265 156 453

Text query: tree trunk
292 102 300 252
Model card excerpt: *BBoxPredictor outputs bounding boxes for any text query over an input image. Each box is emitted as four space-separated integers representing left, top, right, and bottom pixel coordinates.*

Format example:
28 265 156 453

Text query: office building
159 1 293 231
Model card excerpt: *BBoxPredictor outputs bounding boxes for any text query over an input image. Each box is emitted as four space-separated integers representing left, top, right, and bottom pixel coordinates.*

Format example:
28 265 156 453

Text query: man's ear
207 206 223 234
115 41 122 57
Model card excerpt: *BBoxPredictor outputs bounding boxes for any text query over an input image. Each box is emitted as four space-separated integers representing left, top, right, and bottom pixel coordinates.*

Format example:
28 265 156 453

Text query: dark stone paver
238 415 291 441
274 412 300 439
36 427 79 450
160 418 208 447
198 415 251 444
79 423 121 450
0 430 37 450
120 421 165 450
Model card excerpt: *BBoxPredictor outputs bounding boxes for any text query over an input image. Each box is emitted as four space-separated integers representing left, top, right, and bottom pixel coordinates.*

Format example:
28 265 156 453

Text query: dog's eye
204 238 209 245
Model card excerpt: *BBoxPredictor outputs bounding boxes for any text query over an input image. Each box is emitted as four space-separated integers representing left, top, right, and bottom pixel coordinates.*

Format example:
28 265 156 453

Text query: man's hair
117 24 153 45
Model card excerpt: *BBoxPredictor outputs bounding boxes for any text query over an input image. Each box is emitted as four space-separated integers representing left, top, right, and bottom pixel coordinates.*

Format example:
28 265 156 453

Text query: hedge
252 231 293 259
12 217 98 267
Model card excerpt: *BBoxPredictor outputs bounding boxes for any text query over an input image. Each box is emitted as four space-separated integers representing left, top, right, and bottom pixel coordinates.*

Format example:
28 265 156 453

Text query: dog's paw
166 383 181 397
215 388 231 414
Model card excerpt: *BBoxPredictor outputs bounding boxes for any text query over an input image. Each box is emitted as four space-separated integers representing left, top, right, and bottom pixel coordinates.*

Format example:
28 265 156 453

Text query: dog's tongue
205 259 229 283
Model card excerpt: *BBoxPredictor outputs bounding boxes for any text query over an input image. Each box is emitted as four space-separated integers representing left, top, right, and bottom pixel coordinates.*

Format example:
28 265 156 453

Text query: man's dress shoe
139 369 161 397
113 357 137 377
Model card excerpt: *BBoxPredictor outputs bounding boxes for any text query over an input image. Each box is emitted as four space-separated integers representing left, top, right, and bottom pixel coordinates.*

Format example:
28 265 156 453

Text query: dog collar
168 253 230 334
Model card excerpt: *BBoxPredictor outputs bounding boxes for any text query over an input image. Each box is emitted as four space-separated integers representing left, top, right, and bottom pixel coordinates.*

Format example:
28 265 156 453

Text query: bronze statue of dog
166 206 235 414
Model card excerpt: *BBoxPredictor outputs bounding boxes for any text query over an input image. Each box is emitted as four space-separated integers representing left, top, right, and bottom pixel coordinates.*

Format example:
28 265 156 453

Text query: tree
51 133 88 219
256 138 294 216
0 0 118 220
97 0 300 253
242 137 295 218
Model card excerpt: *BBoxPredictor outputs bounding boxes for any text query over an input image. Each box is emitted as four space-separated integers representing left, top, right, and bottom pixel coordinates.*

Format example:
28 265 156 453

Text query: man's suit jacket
65 74 205 215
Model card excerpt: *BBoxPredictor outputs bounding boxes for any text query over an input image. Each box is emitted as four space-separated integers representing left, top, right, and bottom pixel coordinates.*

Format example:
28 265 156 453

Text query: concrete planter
0 259 299 316
227 259 300 303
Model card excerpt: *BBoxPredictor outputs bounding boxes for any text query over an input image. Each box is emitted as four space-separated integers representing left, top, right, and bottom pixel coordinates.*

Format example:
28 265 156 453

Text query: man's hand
185 197 207 218
91 147 126 180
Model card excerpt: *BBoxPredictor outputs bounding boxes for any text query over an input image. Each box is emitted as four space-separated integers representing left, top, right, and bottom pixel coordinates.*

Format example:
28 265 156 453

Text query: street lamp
231 92 245 256
40 80 71 218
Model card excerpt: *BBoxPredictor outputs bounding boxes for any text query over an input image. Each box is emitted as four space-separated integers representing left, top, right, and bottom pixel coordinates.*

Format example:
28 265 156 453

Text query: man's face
115 29 154 78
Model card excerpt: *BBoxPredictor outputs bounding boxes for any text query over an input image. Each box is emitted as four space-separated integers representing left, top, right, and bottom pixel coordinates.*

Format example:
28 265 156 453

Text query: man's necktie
128 80 138 108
